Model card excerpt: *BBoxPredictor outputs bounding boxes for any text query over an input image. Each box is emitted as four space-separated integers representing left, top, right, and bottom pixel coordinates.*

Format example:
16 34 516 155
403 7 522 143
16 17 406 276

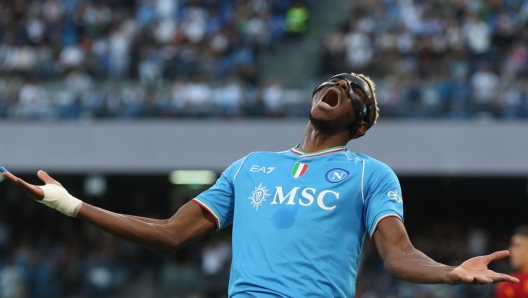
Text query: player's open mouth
322 89 339 107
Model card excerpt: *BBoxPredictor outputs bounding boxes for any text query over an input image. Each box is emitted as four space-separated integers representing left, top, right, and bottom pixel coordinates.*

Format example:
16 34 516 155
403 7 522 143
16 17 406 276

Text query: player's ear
356 121 368 137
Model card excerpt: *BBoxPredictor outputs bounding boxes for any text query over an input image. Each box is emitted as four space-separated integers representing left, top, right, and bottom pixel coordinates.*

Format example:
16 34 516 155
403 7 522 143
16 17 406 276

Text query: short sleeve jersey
193 145 404 298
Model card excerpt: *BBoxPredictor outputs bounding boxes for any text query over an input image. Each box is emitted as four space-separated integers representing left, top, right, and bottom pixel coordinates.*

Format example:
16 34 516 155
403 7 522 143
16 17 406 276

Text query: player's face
509 235 528 270
310 77 365 132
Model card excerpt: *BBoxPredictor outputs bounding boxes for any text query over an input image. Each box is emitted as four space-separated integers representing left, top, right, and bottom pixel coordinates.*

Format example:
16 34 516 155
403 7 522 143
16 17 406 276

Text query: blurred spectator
201 235 231 298
138 48 163 86
156 0 176 20
15 78 49 119
344 25 373 70
121 81 146 118
463 14 491 57
64 68 93 98
185 77 213 117
59 45 85 69
468 229 490 256
167 77 188 116
0 258 25 298
181 1 207 43
201 238 230 276
108 28 132 80
218 78 243 118
284 1 310 38
262 79 285 118
498 82 522 120
471 65 499 116
320 29 346 76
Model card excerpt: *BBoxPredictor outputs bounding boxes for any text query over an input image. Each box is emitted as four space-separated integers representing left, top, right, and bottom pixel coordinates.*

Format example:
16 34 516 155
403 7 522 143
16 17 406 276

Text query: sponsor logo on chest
248 184 340 211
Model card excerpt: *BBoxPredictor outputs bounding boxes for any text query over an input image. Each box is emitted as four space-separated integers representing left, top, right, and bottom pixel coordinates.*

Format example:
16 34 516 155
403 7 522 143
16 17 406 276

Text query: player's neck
298 123 349 153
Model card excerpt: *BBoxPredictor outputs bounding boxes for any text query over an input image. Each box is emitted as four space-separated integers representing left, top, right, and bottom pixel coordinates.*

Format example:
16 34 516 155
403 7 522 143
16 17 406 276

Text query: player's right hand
3 170 82 217
2 170 63 201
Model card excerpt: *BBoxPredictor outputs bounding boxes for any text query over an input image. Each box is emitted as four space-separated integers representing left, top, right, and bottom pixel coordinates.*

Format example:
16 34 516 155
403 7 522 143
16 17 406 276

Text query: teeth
320 101 333 107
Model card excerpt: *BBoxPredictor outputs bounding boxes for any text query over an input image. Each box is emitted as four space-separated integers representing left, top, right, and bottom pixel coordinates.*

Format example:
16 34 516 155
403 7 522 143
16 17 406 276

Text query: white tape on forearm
37 184 83 217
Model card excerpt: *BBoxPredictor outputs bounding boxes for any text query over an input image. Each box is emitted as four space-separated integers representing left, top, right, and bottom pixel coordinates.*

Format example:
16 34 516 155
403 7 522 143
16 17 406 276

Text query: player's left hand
448 250 519 285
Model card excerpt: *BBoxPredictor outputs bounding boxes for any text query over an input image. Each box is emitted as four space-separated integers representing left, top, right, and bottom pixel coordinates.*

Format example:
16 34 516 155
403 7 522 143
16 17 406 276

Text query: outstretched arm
373 217 519 285
2 170 217 254
77 200 215 254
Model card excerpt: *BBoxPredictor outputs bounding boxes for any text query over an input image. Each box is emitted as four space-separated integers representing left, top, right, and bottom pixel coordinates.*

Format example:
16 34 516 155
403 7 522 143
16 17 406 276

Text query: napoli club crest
325 168 349 183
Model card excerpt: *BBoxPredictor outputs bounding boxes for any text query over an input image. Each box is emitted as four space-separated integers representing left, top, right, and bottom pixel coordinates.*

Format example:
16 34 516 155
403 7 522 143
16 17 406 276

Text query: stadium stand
3 0 528 120
320 0 528 120
0 0 311 120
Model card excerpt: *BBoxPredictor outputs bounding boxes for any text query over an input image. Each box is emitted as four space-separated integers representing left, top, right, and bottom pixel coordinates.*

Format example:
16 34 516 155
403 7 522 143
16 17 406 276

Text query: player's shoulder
347 151 395 174
347 152 390 167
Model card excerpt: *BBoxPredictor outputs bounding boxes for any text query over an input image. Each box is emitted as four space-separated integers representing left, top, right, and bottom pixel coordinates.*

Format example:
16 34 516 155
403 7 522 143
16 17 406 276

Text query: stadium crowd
320 0 528 120
0 0 310 120
1 0 528 120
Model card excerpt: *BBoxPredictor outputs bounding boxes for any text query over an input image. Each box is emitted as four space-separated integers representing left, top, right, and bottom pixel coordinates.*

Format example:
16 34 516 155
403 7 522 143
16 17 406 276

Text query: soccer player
2 73 519 297
496 226 528 298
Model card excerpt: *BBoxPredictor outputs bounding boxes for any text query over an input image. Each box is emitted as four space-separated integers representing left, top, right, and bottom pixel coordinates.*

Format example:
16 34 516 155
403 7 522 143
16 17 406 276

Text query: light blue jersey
193 145 404 298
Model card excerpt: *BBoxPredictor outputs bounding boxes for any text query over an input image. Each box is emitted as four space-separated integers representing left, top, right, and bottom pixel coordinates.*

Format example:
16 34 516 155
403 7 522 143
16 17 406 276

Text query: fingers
455 275 491 285
37 170 63 187
471 274 519 285
1 171 16 183
486 250 510 262
2 172 44 200
458 275 494 285
2 172 25 187
473 276 494 284
459 272 519 285
488 273 520 284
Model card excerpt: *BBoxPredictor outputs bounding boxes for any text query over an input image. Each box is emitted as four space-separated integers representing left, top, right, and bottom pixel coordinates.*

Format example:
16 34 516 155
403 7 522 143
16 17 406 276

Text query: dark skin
1 77 519 285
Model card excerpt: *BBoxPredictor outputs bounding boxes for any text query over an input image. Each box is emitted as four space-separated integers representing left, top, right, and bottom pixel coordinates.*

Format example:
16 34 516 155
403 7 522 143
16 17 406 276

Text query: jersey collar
290 144 347 158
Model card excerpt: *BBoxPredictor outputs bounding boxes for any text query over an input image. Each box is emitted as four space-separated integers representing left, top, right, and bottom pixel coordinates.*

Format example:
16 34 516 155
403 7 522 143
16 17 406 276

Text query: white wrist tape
37 184 83 217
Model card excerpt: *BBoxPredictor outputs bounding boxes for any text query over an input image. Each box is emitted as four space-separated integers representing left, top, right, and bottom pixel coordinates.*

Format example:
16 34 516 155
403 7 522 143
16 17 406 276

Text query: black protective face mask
312 73 372 122
312 73 374 139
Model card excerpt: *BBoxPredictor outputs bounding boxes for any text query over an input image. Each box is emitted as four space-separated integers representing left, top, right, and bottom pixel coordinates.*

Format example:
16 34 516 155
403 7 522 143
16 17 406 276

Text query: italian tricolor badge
291 162 309 178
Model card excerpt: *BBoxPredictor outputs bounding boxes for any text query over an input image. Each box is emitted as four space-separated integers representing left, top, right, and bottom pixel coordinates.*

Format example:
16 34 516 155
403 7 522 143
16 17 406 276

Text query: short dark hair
513 225 528 237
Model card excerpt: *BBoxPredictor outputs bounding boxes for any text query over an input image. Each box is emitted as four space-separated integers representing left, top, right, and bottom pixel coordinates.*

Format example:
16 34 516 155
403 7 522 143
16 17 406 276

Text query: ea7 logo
249 165 275 174
387 190 403 203
326 168 349 183
270 186 339 210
